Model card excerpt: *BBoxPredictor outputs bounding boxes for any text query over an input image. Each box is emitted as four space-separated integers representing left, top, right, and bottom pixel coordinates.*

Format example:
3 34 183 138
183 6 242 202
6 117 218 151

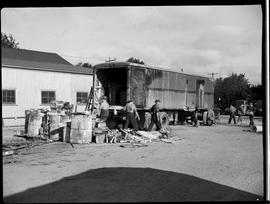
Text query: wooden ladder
85 87 94 112
85 87 99 113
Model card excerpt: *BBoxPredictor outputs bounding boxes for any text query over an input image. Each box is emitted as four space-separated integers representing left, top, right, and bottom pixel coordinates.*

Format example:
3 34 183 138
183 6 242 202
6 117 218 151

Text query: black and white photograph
1 3 268 202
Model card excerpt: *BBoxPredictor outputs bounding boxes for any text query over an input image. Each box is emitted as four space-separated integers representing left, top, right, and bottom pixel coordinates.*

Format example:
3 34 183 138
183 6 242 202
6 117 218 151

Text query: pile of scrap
13 100 175 148
91 123 174 145
50 100 74 115
2 134 49 156
19 101 75 142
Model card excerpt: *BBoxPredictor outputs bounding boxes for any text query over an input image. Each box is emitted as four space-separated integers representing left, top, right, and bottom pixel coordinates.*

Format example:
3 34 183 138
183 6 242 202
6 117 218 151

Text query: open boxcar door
131 67 146 108
196 79 205 108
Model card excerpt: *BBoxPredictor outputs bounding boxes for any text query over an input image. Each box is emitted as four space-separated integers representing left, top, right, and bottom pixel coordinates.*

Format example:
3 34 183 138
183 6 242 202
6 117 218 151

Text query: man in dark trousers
228 103 237 124
148 99 162 131
99 96 109 122
192 106 199 127
246 102 256 127
124 99 140 131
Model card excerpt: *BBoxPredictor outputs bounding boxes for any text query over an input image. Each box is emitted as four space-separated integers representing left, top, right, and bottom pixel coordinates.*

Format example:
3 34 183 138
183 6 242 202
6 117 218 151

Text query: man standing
192 107 199 127
228 103 237 124
246 102 256 126
124 99 140 131
148 99 162 131
237 104 244 126
99 96 109 122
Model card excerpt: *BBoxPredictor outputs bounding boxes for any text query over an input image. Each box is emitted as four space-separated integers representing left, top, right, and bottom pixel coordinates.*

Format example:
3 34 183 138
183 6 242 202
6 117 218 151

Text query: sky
1 6 262 85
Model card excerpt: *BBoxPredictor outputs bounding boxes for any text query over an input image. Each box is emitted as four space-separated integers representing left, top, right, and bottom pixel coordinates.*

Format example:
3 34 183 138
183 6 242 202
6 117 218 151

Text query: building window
2 89 16 104
41 91 55 104
77 92 88 104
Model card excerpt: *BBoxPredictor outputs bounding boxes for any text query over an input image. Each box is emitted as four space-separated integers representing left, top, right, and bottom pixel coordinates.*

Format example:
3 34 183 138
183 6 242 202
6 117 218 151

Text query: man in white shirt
123 99 140 131
99 96 109 122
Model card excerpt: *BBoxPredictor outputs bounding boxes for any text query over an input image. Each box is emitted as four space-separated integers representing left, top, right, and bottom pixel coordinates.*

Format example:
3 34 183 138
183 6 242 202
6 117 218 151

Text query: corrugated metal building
1 47 94 127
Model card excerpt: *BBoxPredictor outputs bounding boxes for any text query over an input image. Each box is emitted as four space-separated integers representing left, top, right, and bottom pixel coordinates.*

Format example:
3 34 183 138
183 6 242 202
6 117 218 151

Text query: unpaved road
3 116 264 202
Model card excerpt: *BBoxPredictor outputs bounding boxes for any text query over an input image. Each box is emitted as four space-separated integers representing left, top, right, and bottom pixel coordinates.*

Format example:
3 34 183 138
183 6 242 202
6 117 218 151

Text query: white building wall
2 67 92 126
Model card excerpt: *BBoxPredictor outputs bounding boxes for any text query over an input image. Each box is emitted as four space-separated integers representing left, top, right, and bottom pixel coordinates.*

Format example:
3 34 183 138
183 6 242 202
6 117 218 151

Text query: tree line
214 73 263 109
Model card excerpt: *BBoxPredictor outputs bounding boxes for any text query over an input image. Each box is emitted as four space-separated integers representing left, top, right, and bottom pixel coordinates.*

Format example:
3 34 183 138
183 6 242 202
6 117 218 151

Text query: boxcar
93 61 214 129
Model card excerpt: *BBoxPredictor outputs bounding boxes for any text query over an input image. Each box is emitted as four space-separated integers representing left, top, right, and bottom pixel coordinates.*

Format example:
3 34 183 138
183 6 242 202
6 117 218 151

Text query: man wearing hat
124 99 140 131
99 96 109 122
148 99 162 131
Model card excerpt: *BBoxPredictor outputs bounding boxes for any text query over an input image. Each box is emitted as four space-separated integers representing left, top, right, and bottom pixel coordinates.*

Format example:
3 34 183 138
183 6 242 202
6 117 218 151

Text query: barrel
70 115 92 144
64 122 71 143
27 110 43 137
49 114 61 141
95 133 106 144
71 115 84 129
60 115 70 142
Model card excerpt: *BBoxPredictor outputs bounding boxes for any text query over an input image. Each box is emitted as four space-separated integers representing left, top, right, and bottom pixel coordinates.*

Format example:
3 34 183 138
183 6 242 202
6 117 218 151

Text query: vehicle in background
235 99 263 117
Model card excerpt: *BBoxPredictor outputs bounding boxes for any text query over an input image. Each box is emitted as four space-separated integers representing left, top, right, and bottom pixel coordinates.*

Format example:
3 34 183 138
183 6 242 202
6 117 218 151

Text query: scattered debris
10 145 28 150
251 125 263 133
50 100 74 114
120 143 148 148
3 150 14 156
136 131 160 140
160 139 174 144
7 102 179 152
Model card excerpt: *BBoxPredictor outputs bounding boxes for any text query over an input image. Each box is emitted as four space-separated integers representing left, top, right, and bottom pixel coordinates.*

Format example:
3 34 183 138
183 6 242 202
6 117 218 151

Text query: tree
214 73 251 108
250 84 263 102
1 33 20 49
76 62 92 68
126 57 145 65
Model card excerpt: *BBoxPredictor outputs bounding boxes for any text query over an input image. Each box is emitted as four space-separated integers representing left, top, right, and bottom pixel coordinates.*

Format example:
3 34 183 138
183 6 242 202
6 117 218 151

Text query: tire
144 112 151 130
159 112 170 129
207 119 213 126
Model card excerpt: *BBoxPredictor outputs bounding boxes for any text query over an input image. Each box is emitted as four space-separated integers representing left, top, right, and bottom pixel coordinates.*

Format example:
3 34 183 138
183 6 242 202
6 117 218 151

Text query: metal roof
94 61 211 79
1 47 93 75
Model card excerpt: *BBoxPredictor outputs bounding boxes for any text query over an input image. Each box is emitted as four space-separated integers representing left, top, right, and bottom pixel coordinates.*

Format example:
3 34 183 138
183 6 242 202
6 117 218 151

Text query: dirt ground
2 115 264 202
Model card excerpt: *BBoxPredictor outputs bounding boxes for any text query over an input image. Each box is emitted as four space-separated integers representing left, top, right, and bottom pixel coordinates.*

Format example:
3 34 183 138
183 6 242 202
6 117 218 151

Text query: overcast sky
1 6 262 85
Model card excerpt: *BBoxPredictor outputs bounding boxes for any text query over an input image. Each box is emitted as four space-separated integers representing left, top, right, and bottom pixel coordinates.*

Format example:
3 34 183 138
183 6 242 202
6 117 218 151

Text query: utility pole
179 65 183 72
208 72 218 79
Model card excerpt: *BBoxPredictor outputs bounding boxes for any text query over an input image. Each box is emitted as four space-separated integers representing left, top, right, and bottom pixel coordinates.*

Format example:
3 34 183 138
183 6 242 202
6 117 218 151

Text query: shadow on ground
4 167 263 202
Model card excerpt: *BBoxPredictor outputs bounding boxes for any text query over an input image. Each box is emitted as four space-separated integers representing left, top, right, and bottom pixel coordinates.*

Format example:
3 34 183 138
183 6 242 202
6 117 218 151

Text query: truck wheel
159 112 170 129
207 119 213 126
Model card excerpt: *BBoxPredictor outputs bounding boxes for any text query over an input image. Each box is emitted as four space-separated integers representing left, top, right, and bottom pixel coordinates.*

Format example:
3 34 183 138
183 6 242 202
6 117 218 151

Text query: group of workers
98 95 256 131
99 96 162 132
228 102 255 127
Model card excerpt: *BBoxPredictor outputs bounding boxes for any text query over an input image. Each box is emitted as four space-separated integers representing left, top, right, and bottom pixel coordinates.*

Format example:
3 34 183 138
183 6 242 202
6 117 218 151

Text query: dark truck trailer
93 61 214 129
